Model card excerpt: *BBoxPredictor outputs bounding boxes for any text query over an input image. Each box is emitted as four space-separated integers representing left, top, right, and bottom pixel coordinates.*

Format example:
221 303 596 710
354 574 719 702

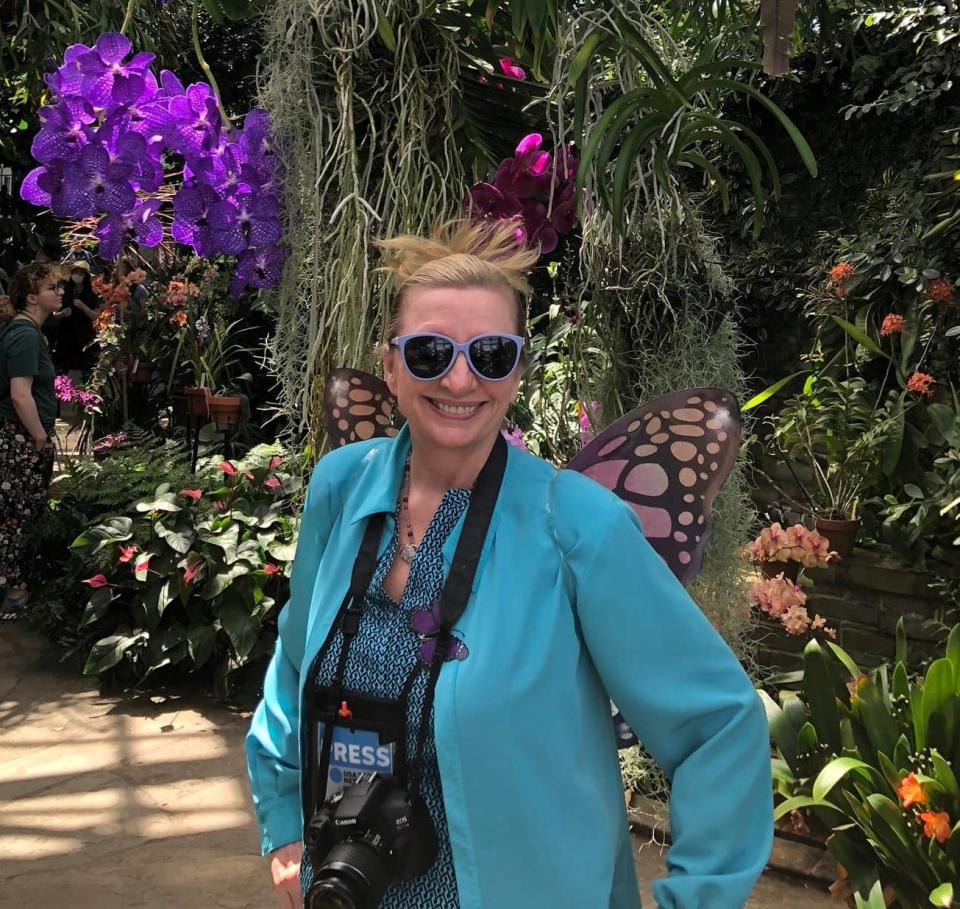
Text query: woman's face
71 269 85 285
28 274 64 315
382 284 521 458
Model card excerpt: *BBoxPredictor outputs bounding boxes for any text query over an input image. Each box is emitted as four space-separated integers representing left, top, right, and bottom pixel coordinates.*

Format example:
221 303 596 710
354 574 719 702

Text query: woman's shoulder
307 436 394 494
507 446 634 535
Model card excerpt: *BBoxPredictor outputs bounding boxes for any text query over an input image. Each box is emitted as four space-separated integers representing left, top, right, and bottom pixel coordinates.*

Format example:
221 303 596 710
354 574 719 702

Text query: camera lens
309 841 391 909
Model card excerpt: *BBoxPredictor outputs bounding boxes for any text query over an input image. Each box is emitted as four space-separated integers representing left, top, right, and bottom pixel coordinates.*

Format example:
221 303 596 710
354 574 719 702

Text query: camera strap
305 434 508 818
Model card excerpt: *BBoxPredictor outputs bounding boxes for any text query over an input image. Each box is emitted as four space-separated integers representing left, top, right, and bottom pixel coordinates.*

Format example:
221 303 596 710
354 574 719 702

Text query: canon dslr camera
305 774 438 909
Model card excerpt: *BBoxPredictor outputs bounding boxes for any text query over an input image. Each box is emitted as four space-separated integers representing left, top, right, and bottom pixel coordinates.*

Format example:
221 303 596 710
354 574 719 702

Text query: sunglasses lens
403 335 454 379
469 336 519 379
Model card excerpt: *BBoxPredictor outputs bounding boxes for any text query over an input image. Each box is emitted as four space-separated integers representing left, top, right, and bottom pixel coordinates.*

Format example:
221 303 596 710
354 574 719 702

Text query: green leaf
928 404 960 447
80 587 115 628
743 371 808 411
772 794 841 822
568 28 604 86
830 315 890 360
187 622 218 668
71 517 133 555
267 539 298 562
921 659 956 756
371 0 396 51
826 641 862 679
200 524 240 562
219 601 260 660
135 492 181 513
140 581 175 630
83 633 143 675
947 625 960 682
708 77 817 177
760 690 800 771
804 639 842 753
155 517 195 555
881 402 905 477
200 562 251 600
929 883 954 908
855 881 888 909
812 757 880 801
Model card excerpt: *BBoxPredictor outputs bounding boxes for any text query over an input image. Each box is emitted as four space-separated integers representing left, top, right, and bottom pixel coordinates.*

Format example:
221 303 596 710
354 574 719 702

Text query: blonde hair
375 218 539 336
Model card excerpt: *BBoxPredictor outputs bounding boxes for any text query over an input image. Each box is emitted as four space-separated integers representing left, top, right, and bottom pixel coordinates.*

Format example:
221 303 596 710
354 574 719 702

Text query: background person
0 263 61 610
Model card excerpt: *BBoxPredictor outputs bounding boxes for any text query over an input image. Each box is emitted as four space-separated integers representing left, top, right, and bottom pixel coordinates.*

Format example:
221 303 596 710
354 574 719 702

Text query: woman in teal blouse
247 219 773 908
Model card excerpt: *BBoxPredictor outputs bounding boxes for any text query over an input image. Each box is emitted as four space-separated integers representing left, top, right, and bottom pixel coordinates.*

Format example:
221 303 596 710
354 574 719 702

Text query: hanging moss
259 0 466 436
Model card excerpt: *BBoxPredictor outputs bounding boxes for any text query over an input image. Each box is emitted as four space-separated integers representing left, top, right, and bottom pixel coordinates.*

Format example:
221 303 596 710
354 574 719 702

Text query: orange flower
906 371 936 397
897 772 926 809
829 262 854 284
879 314 905 336
926 277 955 303
919 810 951 844
93 305 116 332
170 310 188 326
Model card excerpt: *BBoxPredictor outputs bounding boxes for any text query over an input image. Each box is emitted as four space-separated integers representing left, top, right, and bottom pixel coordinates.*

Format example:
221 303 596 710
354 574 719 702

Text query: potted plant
741 521 837 581
763 621 960 908
180 315 252 429
762 376 896 556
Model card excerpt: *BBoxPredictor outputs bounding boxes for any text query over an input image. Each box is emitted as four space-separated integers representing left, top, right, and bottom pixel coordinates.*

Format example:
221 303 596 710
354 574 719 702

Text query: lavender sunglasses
389 332 524 382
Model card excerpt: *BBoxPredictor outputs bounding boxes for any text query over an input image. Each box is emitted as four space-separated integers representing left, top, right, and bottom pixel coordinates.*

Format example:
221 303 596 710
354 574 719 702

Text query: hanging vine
259 0 466 444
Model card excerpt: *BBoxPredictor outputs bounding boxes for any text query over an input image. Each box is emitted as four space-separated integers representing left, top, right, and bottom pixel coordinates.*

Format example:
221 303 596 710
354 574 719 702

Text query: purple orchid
410 601 469 666
463 181 522 221
172 181 221 256
168 83 222 159
44 44 92 100
32 100 97 163
59 143 137 218
96 199 163 260
230 245 287 296
498 58 526 81
209 192 281 255
78 33 156 109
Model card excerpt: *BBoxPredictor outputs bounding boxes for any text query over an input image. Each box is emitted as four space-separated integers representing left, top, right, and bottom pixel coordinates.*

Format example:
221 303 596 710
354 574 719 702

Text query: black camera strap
305 434 508 818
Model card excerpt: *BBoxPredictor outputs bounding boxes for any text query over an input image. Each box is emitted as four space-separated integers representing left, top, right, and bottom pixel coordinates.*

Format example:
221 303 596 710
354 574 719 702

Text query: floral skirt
0 422 54 590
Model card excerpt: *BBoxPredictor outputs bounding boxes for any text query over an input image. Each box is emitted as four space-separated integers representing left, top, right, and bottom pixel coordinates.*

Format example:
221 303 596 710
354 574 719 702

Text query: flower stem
192 0 234 133
120 0 138 36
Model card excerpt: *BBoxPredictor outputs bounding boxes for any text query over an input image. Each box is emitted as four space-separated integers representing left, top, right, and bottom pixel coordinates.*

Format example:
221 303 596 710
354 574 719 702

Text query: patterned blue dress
301 489 469 908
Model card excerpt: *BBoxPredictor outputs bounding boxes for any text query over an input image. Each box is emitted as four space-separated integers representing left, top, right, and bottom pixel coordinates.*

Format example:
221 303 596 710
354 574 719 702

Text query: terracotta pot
130 359 154 383
207 394 242 427
813 516 861 558
760 559 801 582
183 386 210 419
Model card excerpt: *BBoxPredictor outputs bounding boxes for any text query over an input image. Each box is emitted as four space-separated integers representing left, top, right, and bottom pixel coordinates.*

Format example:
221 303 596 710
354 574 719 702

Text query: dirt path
0 623 830 907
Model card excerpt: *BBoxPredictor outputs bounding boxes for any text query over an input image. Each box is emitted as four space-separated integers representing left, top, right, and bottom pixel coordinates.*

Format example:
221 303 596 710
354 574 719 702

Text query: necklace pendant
400 543 417 563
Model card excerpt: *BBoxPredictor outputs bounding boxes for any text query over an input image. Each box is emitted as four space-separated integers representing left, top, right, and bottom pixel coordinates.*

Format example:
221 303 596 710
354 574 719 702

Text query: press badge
317 723 397 801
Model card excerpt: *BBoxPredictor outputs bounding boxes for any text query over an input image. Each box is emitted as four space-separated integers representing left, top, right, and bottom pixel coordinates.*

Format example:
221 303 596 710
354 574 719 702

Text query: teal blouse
247 425 773 908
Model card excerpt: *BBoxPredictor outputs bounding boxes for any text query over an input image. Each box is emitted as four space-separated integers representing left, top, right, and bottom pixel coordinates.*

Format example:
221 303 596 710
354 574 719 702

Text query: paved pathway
0 623 831 907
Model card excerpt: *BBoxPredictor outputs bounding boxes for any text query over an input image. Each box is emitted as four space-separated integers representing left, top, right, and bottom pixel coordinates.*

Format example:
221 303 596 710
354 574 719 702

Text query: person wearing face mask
246 219 773 909
0 263 61 611
54 260 102 375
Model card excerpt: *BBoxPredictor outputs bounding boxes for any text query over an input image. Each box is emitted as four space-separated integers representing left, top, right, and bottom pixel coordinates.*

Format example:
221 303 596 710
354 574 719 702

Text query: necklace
399 456 418 563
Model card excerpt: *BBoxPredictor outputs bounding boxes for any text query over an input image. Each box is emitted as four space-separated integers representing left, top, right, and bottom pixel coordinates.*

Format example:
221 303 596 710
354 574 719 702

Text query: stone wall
757 546 958 673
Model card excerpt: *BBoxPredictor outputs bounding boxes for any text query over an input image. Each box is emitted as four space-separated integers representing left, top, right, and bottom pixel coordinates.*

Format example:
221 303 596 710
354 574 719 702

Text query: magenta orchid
463 133 579 256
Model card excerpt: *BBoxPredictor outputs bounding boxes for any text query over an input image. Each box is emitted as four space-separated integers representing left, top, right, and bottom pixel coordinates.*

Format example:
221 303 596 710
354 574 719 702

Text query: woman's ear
381 342 398 397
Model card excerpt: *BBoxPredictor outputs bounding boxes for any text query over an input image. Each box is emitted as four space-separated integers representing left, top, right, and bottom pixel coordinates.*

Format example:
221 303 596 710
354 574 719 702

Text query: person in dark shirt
54 260 102 374
0 263 61 609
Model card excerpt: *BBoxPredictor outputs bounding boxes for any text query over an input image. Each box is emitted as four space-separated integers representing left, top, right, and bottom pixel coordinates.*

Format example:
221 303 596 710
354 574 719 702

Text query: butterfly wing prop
324 368 400 449
565 388 741 750
565 388 740 585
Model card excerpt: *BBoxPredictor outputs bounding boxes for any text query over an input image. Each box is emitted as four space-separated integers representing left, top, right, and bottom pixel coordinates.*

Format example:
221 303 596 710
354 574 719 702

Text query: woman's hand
31 434 49 453
269 841 303 908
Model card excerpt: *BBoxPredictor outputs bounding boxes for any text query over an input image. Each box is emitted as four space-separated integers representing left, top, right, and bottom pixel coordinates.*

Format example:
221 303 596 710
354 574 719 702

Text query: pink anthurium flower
218 461 237 476
498 57 526 80
244 470 255 481
134 555 151 574
212 500 228 512
183 558 204 584
267 456 283 469
263 476 282 489
179 488 202 500
118 544 137 563
263 563 280 575
81 574 111 588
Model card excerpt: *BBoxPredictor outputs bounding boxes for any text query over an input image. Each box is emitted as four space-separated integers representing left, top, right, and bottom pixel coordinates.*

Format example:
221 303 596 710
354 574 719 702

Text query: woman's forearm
11 394 47 441
74 300 98 320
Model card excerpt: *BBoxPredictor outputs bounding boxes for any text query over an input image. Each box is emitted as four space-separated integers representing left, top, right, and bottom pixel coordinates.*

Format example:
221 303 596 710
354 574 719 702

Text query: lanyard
304 434 508 818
